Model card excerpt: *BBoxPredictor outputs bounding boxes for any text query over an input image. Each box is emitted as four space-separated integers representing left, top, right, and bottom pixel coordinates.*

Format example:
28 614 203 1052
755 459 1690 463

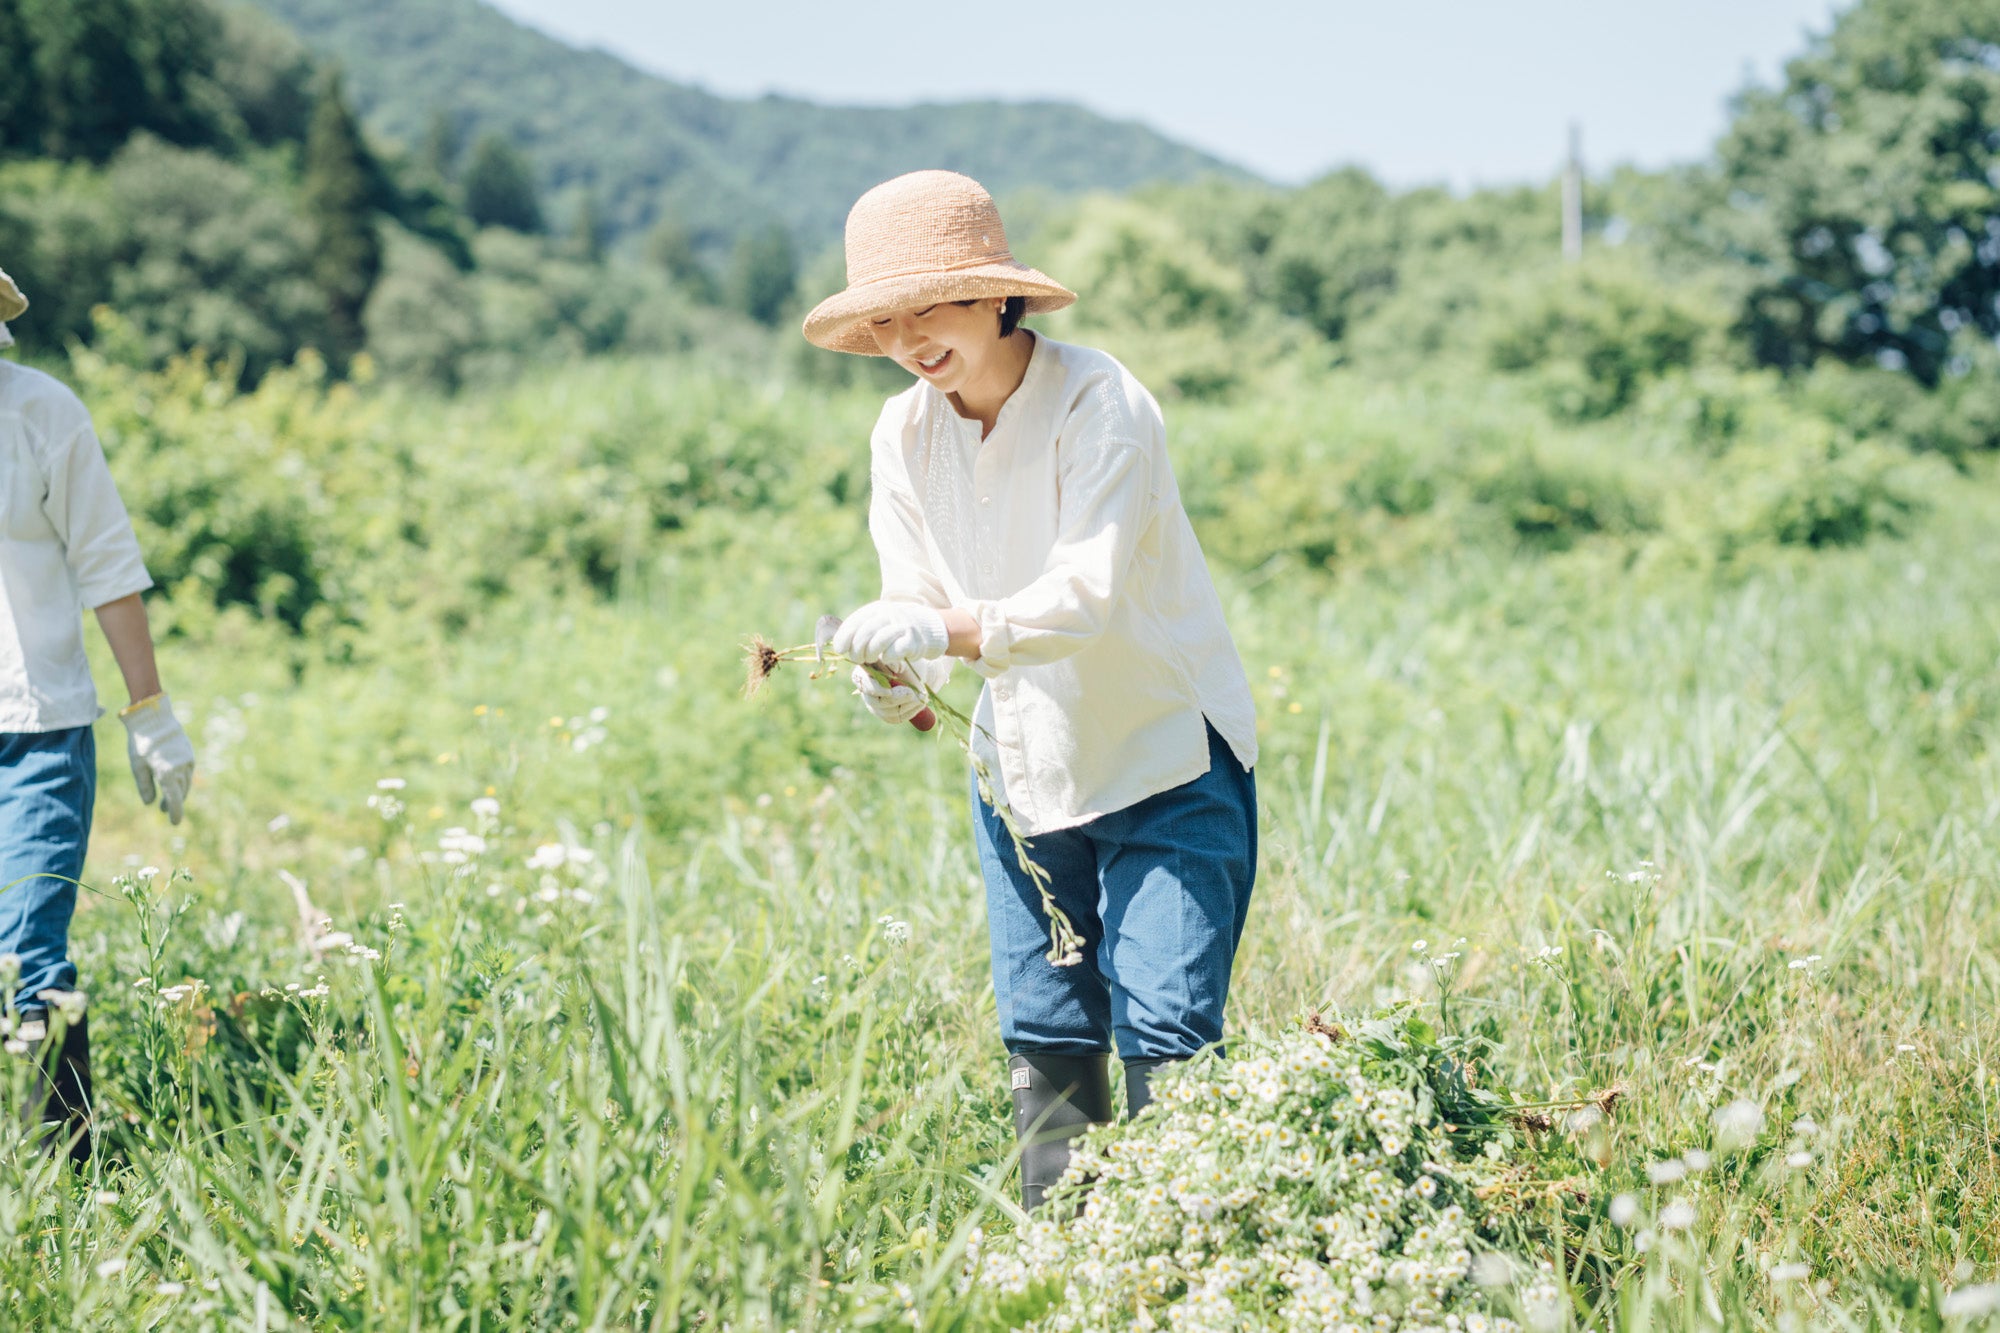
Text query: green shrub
1719 433 1931 551
1469 445 1660 550
1484 260 1730 421
74 335 337 629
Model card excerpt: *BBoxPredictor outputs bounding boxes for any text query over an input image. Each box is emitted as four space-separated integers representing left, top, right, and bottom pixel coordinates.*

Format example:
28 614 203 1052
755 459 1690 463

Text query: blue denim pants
972 719 1257 1062
0 727 95 1009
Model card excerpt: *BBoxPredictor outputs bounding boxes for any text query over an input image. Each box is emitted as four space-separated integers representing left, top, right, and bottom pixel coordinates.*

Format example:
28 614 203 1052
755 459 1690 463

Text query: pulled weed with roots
745 619 1087 968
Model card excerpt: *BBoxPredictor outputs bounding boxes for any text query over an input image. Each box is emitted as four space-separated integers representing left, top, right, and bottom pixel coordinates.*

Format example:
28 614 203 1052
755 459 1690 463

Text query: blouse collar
933 332 1050 441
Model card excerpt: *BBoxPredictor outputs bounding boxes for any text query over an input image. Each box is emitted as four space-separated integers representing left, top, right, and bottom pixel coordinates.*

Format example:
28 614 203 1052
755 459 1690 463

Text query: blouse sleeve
39 409 153 611
965 411 1156 677
866 415 955 693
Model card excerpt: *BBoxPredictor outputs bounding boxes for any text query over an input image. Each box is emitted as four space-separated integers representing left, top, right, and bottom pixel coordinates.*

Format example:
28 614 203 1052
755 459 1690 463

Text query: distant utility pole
1562 122 1583 263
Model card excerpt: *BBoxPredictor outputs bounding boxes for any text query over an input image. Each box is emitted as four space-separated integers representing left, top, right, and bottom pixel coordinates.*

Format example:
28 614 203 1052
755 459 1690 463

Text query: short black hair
957 296 1028 338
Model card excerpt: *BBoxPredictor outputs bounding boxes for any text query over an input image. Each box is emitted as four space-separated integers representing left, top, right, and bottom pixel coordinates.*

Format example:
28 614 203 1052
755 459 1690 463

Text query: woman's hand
850 665 926 725
830 601 951 665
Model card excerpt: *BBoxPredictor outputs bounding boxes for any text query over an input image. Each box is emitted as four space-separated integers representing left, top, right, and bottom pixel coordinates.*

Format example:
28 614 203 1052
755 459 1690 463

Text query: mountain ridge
242 0 1255 251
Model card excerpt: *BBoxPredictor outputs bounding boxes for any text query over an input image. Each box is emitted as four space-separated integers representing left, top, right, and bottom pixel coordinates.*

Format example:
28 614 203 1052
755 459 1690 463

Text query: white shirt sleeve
40 414 152 610
967 425 1155 677
866 426 955 693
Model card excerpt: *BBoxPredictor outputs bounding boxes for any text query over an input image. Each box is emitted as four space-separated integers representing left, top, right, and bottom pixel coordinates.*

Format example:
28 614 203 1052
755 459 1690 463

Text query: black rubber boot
12 1007 92 1166
1123 1056 1182 1119
1008 1051 1113 1212
48 1011 91 1166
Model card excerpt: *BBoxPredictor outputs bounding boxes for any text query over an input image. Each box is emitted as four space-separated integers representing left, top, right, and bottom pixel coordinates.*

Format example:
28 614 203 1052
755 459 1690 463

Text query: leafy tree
422 106 460 181
101 136 333 381
1717 0 2000 383
19 0 228 161
461 132 542 233
301 70 381 364
208 2 316 146
571 187 604 264
1484 258 1729 420
21 0 155 160
0 0 48 156
1044 196 1243 329
0 158 120 347
1254 168 1402 341
362 226 479 389
727 222 795 326
645 212 716 303
374 160 474 272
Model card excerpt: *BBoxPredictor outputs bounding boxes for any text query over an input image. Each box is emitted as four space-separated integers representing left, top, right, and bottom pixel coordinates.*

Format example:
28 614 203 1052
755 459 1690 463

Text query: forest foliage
1 0 1992 432
0 0 1992 596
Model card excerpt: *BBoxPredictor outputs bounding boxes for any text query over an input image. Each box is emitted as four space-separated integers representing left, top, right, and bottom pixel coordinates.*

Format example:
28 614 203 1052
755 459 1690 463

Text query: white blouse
867 335 1257 836
0 362 152 732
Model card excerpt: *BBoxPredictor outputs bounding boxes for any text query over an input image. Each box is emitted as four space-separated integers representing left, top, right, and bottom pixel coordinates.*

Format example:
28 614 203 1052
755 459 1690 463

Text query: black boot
1008 1051 1113 1212
11 1006 91 1166
47 1010 91 1166
1123 1056 1182 1119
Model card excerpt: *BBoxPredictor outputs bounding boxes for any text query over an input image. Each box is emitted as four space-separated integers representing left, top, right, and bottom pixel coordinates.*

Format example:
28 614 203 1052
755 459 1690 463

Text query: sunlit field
1 351 1993 1330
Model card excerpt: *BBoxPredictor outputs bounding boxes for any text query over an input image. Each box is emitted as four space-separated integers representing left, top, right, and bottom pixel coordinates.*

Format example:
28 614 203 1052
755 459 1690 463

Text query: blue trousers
973 719 1257 1062
0 727 94 1009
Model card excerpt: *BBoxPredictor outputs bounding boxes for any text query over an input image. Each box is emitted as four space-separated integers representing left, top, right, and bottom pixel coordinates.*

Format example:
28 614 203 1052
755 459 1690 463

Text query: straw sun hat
803 170 1075 356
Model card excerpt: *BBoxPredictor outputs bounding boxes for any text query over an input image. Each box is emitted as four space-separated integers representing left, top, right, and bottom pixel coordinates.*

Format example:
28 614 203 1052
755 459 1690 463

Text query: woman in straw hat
0 266 195 1162
807 171 1259 1210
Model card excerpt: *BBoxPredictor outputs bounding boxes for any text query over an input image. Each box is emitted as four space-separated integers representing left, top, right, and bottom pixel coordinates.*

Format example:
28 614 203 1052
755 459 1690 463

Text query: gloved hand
851 664 926 725
830 601 950 668
118 692 195 825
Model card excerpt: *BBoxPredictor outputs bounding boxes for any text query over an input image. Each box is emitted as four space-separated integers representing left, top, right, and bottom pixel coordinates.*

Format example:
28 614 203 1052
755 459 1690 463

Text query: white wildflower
1942 1285 2000 1317
1712 1099 1764 1149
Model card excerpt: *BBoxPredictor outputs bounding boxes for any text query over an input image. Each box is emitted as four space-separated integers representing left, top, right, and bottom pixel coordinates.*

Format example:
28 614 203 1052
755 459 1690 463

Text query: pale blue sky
485 0 1848 187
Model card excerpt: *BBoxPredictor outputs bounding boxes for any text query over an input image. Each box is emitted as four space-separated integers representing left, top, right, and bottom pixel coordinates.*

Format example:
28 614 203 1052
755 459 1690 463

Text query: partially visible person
0 265 195 1162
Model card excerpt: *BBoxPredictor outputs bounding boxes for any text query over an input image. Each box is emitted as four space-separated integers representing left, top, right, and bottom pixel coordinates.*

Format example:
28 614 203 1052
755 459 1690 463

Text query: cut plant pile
968 1006 1588 1332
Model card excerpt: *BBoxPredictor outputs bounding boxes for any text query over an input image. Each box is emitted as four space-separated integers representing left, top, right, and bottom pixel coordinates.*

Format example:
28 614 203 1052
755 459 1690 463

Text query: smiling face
868 298 1012 395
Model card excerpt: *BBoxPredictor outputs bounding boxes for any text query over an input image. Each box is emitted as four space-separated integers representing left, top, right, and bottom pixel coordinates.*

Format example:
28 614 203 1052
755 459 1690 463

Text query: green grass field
3 352 1998 1330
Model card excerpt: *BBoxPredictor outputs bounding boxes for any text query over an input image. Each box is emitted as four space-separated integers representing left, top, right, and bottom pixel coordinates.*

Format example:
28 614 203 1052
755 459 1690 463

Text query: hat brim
802 262 1075 355
0 269 25 323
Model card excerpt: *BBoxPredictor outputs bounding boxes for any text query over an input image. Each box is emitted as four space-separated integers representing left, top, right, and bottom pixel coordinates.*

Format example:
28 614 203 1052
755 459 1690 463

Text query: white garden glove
851 664 926 725
119 692 195 825
830 600 950 669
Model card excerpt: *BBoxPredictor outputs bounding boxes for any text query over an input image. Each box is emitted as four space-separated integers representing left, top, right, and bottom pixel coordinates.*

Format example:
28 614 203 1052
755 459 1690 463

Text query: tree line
0 0 1995 424
0 0 801 386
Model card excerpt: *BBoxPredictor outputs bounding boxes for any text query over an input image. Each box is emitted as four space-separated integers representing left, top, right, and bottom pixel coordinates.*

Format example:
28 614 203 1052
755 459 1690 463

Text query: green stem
771 643 1086 968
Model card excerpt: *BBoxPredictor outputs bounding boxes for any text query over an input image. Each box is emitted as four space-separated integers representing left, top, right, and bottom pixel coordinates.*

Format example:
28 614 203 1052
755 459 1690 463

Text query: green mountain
241 0 1254 251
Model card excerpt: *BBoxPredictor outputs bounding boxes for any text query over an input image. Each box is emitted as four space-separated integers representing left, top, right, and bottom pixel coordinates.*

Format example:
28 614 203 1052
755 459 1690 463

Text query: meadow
0 338 1994 1330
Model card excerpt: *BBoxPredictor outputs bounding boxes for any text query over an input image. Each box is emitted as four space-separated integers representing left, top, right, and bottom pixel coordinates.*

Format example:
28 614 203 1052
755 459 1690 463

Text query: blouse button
979 495 991 506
